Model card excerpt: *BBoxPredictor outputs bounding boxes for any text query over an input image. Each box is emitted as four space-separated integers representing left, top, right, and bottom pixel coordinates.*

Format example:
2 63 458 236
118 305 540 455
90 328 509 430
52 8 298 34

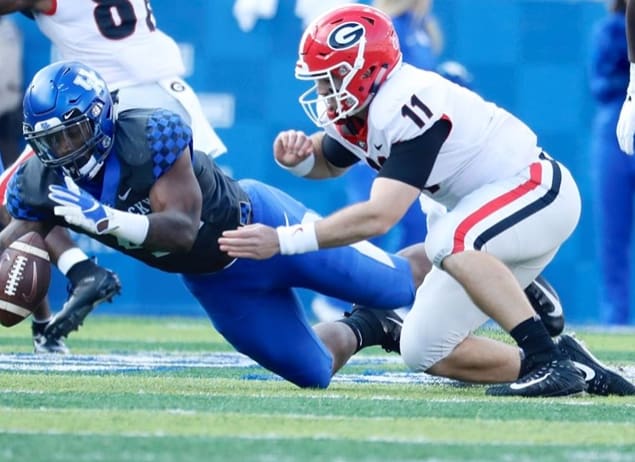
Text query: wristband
276 222 319 255
107 207 150 245
275 153 315 177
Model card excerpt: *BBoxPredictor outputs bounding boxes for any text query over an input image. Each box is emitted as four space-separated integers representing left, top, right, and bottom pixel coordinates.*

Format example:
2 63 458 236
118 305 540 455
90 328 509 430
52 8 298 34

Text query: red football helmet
295 4 402 127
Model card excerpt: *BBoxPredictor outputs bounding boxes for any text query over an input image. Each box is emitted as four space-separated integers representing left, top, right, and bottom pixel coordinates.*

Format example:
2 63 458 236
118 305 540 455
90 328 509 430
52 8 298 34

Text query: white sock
57 247 89 276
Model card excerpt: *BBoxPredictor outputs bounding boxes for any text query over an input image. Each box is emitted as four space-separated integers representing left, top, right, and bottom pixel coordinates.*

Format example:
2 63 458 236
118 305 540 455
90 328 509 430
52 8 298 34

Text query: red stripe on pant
452 162 543 253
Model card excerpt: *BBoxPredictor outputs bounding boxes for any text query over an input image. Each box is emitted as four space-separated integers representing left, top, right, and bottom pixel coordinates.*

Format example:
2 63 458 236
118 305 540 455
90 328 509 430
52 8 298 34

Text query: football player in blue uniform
0 60 425 388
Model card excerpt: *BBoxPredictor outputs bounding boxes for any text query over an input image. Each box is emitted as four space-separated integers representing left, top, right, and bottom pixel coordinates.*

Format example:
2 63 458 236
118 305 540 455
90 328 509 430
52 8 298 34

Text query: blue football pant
182 180 415 388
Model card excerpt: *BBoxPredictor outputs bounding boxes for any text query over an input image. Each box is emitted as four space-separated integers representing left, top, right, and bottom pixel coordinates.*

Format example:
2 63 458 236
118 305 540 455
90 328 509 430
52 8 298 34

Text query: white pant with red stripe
400 157 581 371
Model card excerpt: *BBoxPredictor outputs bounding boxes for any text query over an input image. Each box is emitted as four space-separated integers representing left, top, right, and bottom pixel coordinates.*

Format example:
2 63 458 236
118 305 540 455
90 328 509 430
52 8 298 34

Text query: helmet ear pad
295 4 402 127
22 61 115 180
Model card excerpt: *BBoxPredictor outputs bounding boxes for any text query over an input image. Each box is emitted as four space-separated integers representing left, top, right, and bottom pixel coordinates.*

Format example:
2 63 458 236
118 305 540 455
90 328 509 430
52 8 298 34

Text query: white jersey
34 0 185 90
324 63 541 209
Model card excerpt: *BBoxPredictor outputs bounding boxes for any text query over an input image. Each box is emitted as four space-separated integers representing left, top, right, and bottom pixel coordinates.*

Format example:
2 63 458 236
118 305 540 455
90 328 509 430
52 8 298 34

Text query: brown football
0 231 51 327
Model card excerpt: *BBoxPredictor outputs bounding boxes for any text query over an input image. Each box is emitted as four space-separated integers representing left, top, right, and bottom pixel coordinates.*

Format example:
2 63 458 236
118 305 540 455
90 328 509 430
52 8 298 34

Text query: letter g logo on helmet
327 22 364 50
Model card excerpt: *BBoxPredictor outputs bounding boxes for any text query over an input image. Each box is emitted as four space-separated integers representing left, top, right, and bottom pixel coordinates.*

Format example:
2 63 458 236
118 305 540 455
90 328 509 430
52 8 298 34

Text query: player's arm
273 130 352 179
627 0 635 61
616 0 635 154
0 0 52 14
220 119 449 259
143 146 202 253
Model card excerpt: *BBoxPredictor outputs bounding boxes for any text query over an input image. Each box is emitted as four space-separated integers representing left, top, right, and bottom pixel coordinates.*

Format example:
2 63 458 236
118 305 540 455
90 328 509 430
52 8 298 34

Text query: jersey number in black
93 0 156 40
401 94 433 128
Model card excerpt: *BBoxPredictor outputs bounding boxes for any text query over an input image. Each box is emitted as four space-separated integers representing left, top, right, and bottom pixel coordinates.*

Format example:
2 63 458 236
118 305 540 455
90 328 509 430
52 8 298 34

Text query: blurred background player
589 0 632 325
0 0 227 158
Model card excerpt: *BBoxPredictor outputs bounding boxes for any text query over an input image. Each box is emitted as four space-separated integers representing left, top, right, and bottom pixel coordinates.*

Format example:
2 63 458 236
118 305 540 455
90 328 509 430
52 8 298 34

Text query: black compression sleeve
377 119 451 190
322 135 360 168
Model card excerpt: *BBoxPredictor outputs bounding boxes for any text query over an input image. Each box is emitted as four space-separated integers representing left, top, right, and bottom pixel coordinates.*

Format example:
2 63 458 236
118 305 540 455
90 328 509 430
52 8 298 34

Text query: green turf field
0 316 633 462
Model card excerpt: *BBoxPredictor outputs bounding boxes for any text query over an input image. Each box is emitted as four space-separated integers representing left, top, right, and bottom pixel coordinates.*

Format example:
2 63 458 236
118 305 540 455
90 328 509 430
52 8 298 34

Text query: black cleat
557 333 635 396
45 268 121 339
343 307 403 353
525 275 564 337
486 358 586 397
32 320 69 354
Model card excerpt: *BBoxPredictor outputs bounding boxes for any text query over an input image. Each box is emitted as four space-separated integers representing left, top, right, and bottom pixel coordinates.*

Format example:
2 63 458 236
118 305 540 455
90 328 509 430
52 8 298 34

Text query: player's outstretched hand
48 176 116 235
219 224 280 259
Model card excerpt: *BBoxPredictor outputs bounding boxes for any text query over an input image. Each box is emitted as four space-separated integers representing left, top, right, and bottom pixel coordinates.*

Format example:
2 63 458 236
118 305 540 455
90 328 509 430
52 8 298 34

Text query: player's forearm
143 212 198 253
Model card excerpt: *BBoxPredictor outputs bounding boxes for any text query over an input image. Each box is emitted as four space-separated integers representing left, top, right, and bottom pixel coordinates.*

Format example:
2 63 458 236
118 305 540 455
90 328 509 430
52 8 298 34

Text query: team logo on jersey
170 81 185 92
327 22 365 50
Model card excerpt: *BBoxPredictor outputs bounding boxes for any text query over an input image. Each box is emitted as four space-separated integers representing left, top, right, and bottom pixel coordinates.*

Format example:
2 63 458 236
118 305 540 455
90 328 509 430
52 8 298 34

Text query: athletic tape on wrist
275 153 315 177
276 222 319 255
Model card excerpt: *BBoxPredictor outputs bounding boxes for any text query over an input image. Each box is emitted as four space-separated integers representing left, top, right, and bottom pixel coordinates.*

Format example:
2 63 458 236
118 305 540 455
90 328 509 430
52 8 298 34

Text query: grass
0 315 633 462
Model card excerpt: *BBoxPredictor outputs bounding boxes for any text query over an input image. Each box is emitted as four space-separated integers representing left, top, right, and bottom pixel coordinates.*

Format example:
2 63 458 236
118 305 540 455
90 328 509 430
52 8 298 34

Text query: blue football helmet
23 61 115 180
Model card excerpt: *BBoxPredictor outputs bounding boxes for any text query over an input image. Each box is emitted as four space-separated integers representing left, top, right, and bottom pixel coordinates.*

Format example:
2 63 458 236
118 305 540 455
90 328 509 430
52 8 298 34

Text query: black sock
66 258 99 287
510 315 560 377
336 306 384 353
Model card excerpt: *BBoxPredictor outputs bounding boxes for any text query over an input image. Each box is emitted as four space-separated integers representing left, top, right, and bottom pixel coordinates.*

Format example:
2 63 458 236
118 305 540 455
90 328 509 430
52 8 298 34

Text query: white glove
616 63 635 155
48 176 117 234
48 176 150 245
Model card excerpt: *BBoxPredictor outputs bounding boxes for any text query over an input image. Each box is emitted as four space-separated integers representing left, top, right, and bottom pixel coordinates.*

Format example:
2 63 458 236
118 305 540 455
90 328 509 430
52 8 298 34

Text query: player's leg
182 267 333 389
417 159 585 396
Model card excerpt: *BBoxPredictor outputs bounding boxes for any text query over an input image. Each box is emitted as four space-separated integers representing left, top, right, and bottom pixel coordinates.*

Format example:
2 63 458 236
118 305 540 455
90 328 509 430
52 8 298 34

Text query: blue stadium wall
12 0 620 324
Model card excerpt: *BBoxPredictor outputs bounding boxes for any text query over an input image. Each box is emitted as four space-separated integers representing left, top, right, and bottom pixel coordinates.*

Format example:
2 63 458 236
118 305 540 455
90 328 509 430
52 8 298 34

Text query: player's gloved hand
616 63 635 155
48 176 117 235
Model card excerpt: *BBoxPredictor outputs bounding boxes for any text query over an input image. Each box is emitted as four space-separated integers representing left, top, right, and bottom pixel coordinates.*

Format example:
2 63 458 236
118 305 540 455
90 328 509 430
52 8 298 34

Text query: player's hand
218 224 280 260
273 130 314 167
617 94 635 155
48 176 117 235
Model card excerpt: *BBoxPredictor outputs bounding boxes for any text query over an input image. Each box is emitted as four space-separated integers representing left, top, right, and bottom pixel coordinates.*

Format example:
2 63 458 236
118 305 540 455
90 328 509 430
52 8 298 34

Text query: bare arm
0 0 51 15
144 147 202 253
218 177 421 259
313 177 421 247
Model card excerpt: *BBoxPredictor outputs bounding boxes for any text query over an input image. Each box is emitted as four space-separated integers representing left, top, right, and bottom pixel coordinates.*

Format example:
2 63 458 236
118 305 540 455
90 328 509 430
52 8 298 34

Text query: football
0 231 51 327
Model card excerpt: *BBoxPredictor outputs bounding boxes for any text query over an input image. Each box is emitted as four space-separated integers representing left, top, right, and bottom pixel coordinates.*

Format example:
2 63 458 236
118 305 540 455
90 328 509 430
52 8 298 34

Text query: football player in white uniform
220 4 635 396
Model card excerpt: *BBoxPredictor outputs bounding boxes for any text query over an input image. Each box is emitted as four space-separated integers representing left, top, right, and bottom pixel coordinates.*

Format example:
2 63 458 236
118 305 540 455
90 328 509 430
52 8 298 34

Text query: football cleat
32 320 69 354
45 267 121 339
486 358 586 397
344 307 403 353
525 275 565 337
557 333 635 396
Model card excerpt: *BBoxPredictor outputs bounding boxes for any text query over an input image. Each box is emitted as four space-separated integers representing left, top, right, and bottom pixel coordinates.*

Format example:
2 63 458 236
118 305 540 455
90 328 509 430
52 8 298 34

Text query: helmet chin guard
296 5 402 127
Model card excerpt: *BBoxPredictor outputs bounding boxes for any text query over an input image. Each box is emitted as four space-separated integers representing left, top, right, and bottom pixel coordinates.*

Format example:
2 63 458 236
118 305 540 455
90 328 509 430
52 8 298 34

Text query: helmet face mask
23 61 115 180
295 5 402 127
